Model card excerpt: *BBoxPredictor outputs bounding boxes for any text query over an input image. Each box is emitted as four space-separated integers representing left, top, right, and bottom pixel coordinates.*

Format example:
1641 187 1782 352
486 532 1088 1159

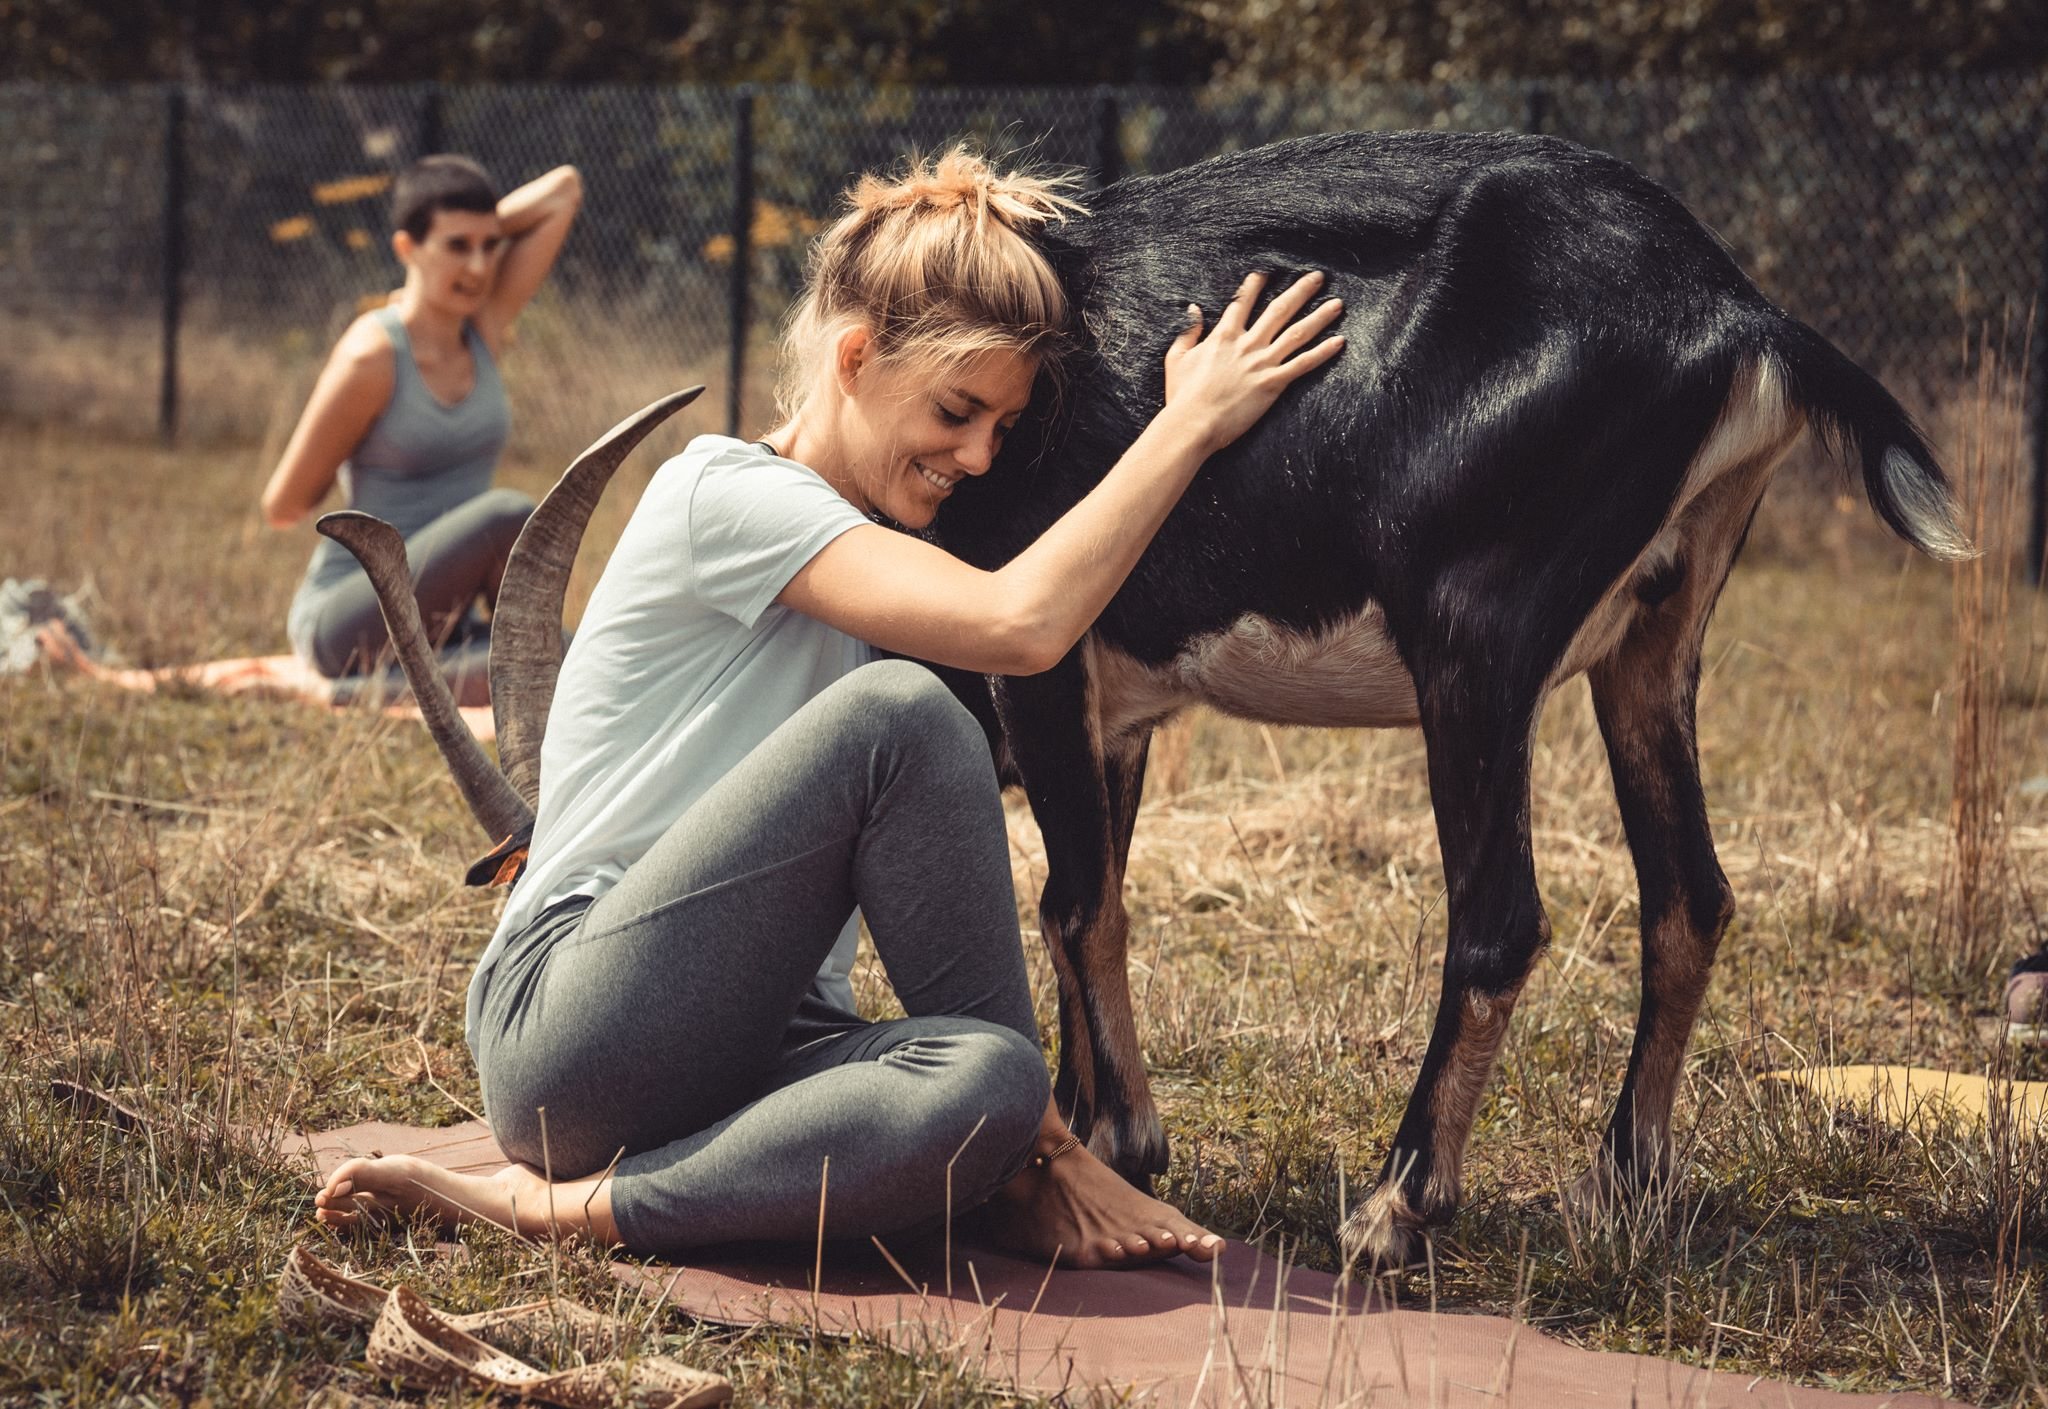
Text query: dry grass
3 359 2047 1404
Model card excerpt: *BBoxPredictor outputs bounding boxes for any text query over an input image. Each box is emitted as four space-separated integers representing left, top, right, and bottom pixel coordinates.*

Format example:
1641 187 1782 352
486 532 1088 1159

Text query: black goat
918 129 1965 1264
324 128 1965 1269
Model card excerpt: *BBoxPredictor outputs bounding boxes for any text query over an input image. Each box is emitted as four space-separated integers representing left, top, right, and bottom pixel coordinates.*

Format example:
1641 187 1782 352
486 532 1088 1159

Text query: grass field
3 398 2046 1407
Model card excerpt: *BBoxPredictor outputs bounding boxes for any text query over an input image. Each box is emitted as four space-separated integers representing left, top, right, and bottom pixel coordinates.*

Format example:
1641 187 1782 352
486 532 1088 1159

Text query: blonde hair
775 145 1086 420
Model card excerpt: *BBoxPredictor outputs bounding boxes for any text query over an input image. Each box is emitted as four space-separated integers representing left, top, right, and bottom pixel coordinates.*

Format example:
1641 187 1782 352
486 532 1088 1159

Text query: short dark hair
392 155 499 240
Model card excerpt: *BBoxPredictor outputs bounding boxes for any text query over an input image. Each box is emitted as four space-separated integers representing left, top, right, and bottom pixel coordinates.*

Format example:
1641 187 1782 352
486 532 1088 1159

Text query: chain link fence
4 76 2044 546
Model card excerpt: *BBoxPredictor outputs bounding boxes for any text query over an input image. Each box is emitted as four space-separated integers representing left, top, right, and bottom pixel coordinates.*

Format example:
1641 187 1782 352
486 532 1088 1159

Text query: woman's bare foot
980 1126 1224 1270
34 619 116 681
314 1154 620 1244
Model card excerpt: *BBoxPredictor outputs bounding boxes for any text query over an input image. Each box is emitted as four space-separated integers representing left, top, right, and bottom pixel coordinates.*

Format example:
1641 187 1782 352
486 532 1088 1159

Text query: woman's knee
474 488 537 550
302 604 384 678
906 1021 1049 1174
480 1069 619 1178
840 660 987 758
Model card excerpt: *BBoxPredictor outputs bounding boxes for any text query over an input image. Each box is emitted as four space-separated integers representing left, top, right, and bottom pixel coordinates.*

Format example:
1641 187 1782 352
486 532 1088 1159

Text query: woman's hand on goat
781 270 1343 676
1163 270 1345 457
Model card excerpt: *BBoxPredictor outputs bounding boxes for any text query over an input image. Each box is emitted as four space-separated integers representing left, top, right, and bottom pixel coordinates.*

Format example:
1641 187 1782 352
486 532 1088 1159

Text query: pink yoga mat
294 1119 1965 1408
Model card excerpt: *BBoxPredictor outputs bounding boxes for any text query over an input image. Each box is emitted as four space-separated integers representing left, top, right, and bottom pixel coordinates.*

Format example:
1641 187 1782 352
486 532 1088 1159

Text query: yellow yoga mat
1766 1064 2048 1132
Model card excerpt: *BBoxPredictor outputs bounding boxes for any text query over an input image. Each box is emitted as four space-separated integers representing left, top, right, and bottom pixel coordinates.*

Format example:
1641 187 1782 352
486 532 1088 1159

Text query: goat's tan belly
1089 606 1422 743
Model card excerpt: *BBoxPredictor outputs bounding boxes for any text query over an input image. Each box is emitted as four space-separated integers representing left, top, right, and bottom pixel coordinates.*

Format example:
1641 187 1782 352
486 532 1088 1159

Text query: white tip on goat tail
1878 444 1977 561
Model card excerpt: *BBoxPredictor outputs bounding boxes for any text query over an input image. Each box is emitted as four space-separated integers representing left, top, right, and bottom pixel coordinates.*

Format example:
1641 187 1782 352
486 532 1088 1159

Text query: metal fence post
2030 301 2047 584
159 86 186 447
1091 86 1121 190
420 83 445 156
2029 164 2048 585
727 85 756 438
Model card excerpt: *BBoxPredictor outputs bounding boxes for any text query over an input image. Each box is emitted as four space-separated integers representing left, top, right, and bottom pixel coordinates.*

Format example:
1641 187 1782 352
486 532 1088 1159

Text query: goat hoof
1081 1109 1170 1189
1563 1153 1671 1228
1562 1164 1618 1223
1340 1182 1432 1272
1134 1124 1171 1184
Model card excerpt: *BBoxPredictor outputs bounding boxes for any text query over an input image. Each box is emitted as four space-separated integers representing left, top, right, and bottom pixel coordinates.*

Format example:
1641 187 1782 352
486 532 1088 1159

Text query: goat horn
314 511 536 842
490 387 706 809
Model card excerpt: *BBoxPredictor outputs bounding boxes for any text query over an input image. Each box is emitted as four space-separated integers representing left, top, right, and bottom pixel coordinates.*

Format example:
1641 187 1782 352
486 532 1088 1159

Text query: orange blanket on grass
1766 1064 2048 1132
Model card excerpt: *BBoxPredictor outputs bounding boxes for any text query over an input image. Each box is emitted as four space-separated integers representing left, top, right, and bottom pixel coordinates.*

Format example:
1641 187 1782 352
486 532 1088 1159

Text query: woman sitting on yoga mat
260 154 581 706
313 147 1345 1267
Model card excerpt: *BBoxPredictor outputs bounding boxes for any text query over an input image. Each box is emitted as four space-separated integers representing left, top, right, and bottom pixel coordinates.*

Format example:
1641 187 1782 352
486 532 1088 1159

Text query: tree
1174 0 2048 84
0 0 1216 84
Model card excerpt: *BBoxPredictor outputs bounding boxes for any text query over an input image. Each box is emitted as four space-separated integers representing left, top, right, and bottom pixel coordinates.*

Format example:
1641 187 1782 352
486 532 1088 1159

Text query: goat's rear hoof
1563 1151 1672 1229
1563 1163 1619 1224
1341 1182 1433 1272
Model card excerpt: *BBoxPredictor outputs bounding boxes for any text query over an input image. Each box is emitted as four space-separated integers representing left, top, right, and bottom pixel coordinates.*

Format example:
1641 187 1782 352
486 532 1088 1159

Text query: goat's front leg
999 665 1167 1185
1344 672 1550 1268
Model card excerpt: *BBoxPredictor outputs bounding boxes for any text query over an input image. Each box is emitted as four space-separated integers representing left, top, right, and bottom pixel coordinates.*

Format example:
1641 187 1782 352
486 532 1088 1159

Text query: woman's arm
475 165 583 347
259 316 396 529
780 271 1344 675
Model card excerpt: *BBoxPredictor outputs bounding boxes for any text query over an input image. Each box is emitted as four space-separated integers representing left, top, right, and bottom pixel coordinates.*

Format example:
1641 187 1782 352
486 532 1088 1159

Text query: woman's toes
1150 1226 1180 1248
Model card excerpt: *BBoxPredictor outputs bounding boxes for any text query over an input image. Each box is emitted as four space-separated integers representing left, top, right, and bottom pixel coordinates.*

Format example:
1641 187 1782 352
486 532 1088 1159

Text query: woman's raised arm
259 316 395 529
780 270 1344 675
476 165 582 348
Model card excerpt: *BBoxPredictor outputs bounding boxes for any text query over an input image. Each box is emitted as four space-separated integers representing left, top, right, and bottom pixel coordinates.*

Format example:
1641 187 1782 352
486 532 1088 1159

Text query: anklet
1030 1134 1082 1169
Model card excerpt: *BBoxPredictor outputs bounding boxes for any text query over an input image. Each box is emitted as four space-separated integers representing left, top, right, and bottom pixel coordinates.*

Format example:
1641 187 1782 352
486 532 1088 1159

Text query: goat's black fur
919 130 1959 1261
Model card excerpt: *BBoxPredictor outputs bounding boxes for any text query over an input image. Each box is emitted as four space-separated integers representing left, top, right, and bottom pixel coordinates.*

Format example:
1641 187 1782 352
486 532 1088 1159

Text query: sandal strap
369 1284 733 1409
277 1244 386 1332
281 1244 639 1364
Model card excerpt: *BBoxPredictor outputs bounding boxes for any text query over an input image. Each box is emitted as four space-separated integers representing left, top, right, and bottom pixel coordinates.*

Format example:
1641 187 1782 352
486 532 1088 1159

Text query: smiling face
836 339 1038 530
393 208 506 317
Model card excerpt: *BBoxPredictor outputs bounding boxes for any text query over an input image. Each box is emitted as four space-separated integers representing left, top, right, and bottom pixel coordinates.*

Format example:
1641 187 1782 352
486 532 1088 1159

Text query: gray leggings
295 487 535 705
472 661 1050 1256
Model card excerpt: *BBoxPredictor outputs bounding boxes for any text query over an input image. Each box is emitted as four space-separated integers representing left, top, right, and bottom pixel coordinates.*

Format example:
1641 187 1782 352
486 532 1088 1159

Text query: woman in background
260 154 581 706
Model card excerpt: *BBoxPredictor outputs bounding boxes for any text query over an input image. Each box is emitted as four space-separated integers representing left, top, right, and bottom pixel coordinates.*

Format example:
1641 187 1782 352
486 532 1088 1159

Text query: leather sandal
278 1244 655 1368
367 1284 731 1409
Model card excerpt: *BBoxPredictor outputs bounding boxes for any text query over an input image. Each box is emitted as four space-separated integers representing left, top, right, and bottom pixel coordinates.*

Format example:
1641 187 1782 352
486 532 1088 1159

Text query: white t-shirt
466 435 875 1051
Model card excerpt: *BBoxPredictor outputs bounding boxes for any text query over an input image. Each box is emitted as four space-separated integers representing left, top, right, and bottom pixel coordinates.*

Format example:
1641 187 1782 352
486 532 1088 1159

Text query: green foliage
1181 0 2048 83
5 0 2045 83
0 0 1215 84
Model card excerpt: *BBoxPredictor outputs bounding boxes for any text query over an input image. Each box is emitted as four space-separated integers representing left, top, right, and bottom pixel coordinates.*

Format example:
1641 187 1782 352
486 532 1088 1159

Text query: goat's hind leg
1574 527 1753 1216
1575 610 1728 1215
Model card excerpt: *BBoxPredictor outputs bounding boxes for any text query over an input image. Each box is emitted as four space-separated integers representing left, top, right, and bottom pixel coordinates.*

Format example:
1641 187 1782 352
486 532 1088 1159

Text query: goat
324 128 1967 1269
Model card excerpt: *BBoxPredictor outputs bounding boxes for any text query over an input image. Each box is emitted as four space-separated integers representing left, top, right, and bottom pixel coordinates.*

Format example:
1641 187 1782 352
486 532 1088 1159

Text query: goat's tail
1768 315 1973 560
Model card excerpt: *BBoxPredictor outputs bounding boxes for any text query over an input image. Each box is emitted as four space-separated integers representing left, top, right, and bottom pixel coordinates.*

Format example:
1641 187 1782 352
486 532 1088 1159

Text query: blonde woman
262 155 581 705
315 149 1344 1267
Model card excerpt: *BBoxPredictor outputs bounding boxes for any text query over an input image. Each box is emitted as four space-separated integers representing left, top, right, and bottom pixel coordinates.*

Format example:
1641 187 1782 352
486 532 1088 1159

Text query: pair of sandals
278 1244 731 1408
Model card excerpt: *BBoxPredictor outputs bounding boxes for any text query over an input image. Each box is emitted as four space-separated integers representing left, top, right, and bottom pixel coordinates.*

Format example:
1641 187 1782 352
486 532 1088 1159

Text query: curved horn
491 386 706 807
315 511 536 842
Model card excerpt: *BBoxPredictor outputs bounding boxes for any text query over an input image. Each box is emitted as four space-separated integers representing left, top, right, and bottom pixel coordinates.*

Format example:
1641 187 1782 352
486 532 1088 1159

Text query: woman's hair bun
850 145 1083 234
772 143 1087 422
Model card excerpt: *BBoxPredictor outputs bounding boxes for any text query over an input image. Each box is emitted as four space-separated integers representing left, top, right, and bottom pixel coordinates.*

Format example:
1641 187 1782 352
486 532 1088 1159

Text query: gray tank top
287 307 511 646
